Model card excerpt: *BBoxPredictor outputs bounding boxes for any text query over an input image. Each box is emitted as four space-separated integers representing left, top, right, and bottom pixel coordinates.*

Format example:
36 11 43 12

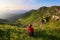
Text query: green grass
0 21 60 40
0 28 60 40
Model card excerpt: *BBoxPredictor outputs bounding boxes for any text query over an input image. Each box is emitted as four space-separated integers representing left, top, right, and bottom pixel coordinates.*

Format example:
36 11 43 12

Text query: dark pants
28 31 34 36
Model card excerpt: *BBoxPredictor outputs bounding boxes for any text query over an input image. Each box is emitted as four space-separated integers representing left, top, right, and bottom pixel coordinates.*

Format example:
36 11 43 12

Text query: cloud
0 5 34 11
0 0 37 11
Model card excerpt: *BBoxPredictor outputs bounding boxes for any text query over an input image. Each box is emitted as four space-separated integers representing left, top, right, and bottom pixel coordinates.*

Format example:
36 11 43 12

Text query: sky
0 0 60 11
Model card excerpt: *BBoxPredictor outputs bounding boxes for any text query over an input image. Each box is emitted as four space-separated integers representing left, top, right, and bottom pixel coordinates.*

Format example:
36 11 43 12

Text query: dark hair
30 24 32 27
29 24 32 27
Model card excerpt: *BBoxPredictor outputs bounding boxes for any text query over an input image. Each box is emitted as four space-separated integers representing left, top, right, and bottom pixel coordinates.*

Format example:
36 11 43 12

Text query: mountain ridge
17 6 60 27
0 6 60 27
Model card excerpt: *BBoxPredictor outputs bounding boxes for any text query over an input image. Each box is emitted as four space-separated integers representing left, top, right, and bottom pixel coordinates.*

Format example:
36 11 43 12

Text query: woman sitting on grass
27 24 34 36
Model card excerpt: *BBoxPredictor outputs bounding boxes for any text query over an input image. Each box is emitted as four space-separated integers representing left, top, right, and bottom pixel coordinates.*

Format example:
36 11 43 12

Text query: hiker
27 24 34 36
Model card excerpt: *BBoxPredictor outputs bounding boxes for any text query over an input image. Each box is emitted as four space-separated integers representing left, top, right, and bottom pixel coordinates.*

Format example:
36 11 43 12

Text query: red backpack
27 26 34 32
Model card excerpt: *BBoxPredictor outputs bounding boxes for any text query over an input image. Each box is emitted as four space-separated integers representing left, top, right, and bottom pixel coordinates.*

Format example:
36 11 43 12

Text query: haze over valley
0 10 27 22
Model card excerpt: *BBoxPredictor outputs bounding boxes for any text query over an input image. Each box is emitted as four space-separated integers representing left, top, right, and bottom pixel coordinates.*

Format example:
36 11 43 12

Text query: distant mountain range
6 10 27 14
0 10 27 22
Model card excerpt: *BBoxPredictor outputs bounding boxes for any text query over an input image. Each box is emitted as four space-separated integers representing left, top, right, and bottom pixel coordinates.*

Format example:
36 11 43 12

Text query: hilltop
16 6 60 27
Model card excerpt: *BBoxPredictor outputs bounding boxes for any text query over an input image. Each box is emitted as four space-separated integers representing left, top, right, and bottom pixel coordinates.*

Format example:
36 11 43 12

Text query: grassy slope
0 6 60 40
0 21 60 40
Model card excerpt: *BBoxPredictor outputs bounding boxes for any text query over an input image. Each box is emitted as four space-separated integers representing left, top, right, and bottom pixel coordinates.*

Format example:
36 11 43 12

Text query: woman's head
29 24 32 27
